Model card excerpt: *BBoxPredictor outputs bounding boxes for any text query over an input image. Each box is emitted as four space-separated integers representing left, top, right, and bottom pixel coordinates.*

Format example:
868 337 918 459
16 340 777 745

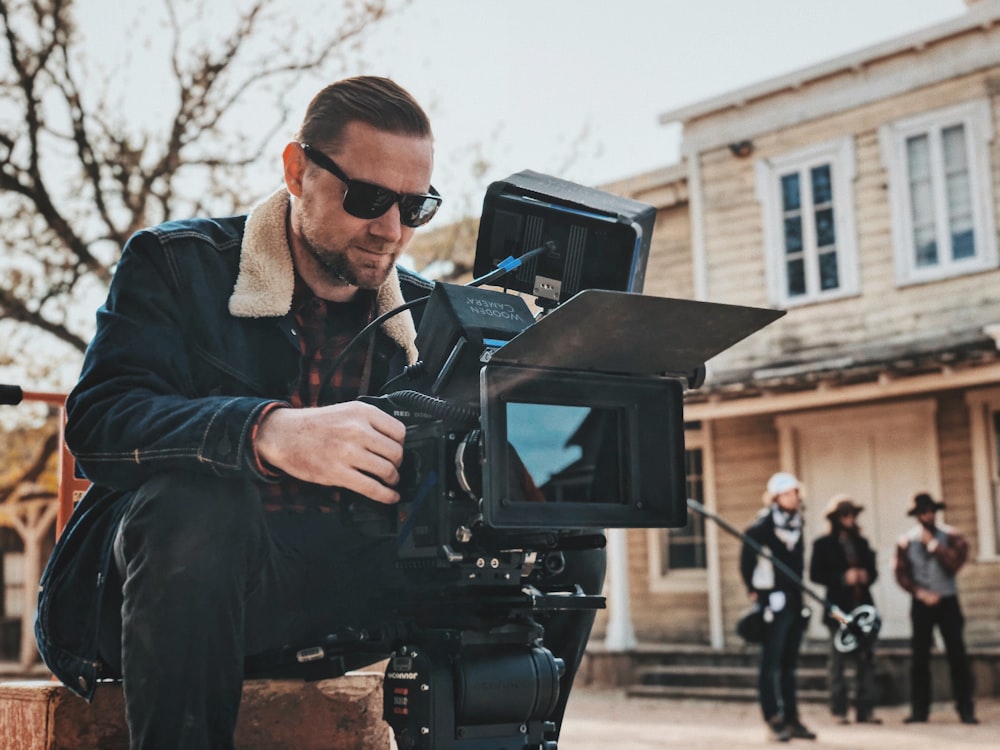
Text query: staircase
623 644 830 702
586 642 1000 705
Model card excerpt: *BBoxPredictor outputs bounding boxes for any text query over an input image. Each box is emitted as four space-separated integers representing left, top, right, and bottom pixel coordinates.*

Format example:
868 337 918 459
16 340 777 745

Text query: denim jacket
35 188 432 699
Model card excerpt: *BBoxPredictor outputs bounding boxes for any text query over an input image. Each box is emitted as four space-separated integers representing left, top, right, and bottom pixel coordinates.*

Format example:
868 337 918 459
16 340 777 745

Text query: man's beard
302 235 395 291
306 242 360 287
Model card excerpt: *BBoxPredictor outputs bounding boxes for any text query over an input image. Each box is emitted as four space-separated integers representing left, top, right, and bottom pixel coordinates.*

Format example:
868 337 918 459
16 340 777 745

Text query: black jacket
810 530 878 619
739 506 805 606
35 188 433 699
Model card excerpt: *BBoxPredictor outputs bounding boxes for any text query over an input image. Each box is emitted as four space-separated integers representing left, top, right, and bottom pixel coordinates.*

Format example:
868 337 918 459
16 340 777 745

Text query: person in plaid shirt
38 76 605 749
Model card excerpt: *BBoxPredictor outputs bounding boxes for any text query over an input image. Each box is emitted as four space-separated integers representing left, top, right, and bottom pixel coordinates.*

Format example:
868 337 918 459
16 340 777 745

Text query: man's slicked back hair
296 76 432 151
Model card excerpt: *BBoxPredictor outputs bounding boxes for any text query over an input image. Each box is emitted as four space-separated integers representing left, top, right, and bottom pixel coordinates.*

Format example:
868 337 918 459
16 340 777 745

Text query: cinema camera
303 171 783 749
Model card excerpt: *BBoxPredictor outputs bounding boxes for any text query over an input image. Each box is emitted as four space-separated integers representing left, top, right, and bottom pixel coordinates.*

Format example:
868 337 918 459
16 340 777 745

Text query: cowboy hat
824 494 864 520
907 492 945 516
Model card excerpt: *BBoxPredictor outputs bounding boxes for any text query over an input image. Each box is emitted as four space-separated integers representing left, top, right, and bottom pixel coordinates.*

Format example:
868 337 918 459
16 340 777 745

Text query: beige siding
936 391 998 644
625 397 1000 647
711 415 781 642
642 204 694 300
618 7 1000 652
694 66 1000 378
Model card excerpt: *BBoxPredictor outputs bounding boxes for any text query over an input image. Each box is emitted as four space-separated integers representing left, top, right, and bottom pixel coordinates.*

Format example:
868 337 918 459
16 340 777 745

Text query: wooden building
593 0 1000 652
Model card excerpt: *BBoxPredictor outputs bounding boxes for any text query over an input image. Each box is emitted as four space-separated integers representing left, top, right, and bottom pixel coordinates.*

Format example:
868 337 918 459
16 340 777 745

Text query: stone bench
0 673 393 749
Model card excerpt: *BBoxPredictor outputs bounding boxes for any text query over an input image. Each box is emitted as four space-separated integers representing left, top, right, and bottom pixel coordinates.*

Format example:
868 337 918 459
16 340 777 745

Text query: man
740 472 817 743
34 76 603 749
894 491 978 725
809 494 880 724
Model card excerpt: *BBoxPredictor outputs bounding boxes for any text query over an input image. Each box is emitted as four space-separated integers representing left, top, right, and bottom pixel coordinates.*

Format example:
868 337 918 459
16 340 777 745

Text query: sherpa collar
228 187 419 365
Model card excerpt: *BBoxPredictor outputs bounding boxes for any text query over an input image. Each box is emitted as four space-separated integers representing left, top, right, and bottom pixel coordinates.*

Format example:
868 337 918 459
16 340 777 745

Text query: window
756 137 859 307
666 447 707 570
879 100 997 286
647 425 709 591
966 387 1000 560
3 552 24 618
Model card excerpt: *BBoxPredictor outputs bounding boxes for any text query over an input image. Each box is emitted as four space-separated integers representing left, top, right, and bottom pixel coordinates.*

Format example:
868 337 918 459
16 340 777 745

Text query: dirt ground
558 688 998 749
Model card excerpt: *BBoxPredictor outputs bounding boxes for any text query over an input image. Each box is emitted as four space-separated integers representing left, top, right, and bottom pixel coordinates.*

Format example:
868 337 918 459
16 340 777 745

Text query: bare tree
0 0 402 366
0 0 413 666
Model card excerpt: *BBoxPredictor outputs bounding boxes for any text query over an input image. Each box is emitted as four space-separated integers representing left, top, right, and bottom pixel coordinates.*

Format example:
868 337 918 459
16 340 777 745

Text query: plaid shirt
257 280 377 512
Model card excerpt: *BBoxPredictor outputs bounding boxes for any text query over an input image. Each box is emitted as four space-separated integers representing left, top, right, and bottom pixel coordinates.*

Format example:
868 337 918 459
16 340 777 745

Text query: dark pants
827 635 876 719
909 594 975 718
758 600 807 724
99 472 604 749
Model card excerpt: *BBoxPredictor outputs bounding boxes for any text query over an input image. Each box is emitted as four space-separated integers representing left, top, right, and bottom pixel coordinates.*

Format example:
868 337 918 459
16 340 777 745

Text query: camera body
343 171 782 591
336 172 784 749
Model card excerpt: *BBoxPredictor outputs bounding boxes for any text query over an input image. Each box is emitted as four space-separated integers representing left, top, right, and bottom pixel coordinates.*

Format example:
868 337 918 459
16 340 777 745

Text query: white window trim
878 98 998 287
965 386 1000 563
755 136 859 308
647 428 708 594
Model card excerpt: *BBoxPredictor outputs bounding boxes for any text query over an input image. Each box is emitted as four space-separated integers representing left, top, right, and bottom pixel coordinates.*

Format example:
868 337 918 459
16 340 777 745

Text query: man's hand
255 401 406 504
844 567 869 586
915 587 941 607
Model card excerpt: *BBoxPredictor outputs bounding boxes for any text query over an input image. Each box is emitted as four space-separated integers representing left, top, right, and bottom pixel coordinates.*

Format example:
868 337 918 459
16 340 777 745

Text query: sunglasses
300 143 442 228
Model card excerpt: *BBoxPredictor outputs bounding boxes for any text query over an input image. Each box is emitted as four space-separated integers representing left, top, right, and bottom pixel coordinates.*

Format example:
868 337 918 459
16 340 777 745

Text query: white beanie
767 472 801 496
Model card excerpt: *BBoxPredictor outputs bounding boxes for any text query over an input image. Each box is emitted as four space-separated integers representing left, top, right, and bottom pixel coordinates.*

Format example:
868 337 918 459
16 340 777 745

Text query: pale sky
76 0 971 223
0 0 975 398
362 0 971 221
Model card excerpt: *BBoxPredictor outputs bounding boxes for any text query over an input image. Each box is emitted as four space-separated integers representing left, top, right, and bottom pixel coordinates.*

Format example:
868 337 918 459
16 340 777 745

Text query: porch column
603 528 636 650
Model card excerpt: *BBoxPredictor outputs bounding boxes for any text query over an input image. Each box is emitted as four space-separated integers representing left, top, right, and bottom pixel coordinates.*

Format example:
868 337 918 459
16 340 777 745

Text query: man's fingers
348 472 401 505
364 404 408 443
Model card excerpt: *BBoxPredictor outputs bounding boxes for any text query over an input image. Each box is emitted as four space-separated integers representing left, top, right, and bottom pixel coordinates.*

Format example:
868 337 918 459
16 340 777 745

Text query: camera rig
286 171 785 749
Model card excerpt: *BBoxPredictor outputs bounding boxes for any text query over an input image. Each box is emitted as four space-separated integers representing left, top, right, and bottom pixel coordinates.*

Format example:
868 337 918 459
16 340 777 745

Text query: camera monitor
473 171 655 305
478 288 786 531
481 365 686 529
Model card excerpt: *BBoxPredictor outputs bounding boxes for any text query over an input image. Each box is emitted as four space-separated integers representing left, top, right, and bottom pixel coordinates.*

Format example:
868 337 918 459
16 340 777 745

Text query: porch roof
686 332 1000 417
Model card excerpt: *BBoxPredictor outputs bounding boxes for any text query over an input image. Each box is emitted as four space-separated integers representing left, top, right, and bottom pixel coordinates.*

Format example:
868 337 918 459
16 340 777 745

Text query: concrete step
634 663 828 686
625 683 830 703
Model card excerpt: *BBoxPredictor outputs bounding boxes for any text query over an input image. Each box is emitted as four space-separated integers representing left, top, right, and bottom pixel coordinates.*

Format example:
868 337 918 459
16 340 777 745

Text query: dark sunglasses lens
399 195 442 227
342 183 395 219
340 179 441 227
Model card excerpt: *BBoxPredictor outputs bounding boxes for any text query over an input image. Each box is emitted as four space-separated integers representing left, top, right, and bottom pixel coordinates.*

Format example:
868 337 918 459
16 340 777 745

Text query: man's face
285 120 434 296
774 488 801 513
838 509 857 529
917 509 936 529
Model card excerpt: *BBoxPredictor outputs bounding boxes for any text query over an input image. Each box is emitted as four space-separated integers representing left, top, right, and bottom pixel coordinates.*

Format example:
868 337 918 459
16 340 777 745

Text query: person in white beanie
740 472 817 742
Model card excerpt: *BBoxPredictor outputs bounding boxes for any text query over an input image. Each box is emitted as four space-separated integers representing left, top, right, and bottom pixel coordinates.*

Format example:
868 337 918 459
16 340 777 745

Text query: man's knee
117 472 263 573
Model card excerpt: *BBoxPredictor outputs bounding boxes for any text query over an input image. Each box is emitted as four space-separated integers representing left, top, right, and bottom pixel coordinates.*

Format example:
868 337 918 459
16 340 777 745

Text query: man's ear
282 142 306 197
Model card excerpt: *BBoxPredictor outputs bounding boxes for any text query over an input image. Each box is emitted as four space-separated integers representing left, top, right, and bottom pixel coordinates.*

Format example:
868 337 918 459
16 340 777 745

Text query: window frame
647 426 708 592
878 99 998 287
966 386 1000 562
755 136 860 308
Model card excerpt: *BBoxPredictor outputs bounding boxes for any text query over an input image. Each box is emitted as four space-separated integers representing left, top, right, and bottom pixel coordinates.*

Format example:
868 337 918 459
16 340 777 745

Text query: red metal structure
2 388 87 537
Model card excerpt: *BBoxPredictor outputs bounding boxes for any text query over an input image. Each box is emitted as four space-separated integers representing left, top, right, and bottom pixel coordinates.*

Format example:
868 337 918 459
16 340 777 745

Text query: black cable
327 242 557 387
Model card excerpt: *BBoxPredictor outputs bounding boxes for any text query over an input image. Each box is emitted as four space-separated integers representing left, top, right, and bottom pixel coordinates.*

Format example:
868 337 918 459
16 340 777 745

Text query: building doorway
776 399 941 639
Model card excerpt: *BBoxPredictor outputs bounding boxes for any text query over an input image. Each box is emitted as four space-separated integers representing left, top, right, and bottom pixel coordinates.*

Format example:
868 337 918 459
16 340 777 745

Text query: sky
0 0 975 400
76 0 972 224
360 0 971 221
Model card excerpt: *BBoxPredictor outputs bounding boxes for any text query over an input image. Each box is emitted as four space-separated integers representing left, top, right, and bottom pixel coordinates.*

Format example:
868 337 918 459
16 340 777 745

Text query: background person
809 494 880 724
740 471 817 743
894 491 978 725
34 75 604 750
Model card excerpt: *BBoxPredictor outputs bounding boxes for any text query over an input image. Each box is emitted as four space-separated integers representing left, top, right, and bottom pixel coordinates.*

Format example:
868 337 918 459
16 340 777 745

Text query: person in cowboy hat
740 472 817 742
894 492 978 725
810 494 880 724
